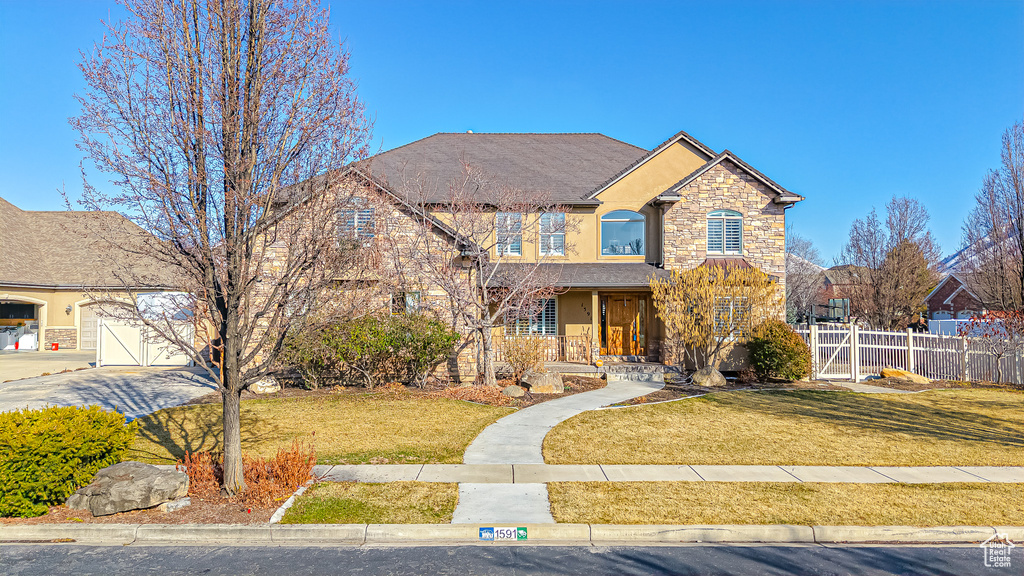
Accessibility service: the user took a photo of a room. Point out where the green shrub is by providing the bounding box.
[747,319,812,381]
[0,405,137,517]
[280,313,459,389]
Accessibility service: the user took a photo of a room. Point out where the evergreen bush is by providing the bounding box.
[747,319,812,381]
[0,405,137,517]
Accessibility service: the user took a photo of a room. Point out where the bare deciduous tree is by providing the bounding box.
[378,163,574,387]
[72,0,370,495]
[960,120,1024,310]
[785,227,824,322]
[837,197,940,329]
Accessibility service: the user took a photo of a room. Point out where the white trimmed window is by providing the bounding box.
[496,212,522,256]
[601,210,645,255]
[391,292,421,315]
[539,212,566,256]
[338,208,375,241]
[508,298,557,336]
[707,210,742,255]
[714,296,750,337]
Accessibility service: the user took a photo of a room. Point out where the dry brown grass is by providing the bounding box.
[549,482,1024,525]
[545,389,1024,466]
[128,391,513,465]
[281,482,457,524]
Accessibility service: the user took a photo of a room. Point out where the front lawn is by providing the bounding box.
[127,389,513,464]
[281,482,457,524]
[544,389,1024,466]
[549,482,1024,525]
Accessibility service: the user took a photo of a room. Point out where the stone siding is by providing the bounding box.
[662,159,787,321]
[45,328,77,350]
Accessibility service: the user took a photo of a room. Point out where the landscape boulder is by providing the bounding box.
[65,462,189,517]
[501,385,525,398]
[880,367,930,384]
[521,370,564,394]
[250,376,281,394]
[691,366,727,387]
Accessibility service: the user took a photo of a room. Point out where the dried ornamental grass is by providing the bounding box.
[176,439,315,507]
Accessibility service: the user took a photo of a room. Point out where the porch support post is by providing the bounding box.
[591,291,600,365]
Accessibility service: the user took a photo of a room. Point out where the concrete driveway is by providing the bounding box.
[0,366,217,419]
[0,350,96,382]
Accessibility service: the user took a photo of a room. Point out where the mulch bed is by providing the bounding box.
[0,496,278,526]
[183,375,608,409]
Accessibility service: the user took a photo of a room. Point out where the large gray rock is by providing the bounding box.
[501,385,525,398]
[66,462,189,516]
[250,376,281,394]
[691,366,727,387]
[521,370,564,394]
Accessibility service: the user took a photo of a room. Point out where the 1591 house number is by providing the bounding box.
[479,527,527,541]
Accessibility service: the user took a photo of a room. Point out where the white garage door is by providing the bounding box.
[80,305,98,350]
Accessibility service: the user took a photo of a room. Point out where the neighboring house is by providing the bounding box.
[924,274,983,320]
[0,197,173,351]
[813,265,860,322]
[278,130,803,373]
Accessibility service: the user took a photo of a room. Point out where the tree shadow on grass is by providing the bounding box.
[719,390,1024,447]
[128,403,283,463]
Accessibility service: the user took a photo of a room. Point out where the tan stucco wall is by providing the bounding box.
[558,291,594,338]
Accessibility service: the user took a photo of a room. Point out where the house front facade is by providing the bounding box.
[332,129,803,371]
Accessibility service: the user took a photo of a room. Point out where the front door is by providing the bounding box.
[604,295,646,356]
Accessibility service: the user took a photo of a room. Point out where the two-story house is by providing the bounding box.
[329,129,803,372]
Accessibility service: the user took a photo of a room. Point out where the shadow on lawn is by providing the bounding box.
[719,390,1024,447]
[129,403,283,462]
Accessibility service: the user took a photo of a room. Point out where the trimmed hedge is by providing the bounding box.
[747,319,812,381]
[0,405,137,517]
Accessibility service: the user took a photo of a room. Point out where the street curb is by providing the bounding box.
[1,524,1019,545]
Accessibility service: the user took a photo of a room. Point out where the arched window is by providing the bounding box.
[601,210,645,256]
[707,210,742,255]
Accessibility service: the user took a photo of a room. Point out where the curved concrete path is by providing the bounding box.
[453,372,664,524]
[463,372,665,465]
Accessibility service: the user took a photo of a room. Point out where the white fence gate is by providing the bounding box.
[97,318,193,367]
[794,323,1023,384]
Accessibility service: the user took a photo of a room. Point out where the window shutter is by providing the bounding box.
[707,219,724,253]
[725,219,741,253]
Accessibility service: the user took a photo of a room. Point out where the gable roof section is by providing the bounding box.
[659,150,804,205]
[0,197,176,289]
[584,129,716,200]
[356,133,647,205]
[924,273,982,306]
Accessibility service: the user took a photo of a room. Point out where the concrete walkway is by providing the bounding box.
[315,464,1024,484]
[835,381,914,393]
[463,372,665,465]
[439,372,662,523]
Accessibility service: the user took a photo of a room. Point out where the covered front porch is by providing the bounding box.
[493,263,669,366]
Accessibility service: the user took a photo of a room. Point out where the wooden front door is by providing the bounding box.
[605,295,643,355]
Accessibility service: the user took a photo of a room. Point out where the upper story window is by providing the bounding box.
[338,206,375,241]
[601,210,645,256]
[539,212,566,256]
[496,212,522,256]
[707,210,742,255]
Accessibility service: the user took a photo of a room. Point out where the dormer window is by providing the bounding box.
[601,210,645,256]
[707,210,742,255]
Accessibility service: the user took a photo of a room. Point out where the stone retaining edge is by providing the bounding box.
[0,524,1018,544]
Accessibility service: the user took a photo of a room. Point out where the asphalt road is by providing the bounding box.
[0,544,1016,575]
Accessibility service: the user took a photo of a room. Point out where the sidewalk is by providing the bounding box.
[454,371,665,523]
[316,464,1024,484]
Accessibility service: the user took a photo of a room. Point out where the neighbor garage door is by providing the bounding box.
[80,305,98,350]
[97,318,192,367]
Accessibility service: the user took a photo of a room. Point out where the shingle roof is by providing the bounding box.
[355,133,647,204]
[0,197,176,289]
[488,262,670,288]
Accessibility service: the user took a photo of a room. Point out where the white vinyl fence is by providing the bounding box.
[97,318,193,367]
[794,323,1023,384]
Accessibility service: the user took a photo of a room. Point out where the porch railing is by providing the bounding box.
[493,334,593,365]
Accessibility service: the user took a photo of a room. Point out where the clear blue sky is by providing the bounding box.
[1,0,1021,260]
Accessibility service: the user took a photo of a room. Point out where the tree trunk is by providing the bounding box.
[481,326,497,386]
[221,386,246,496]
